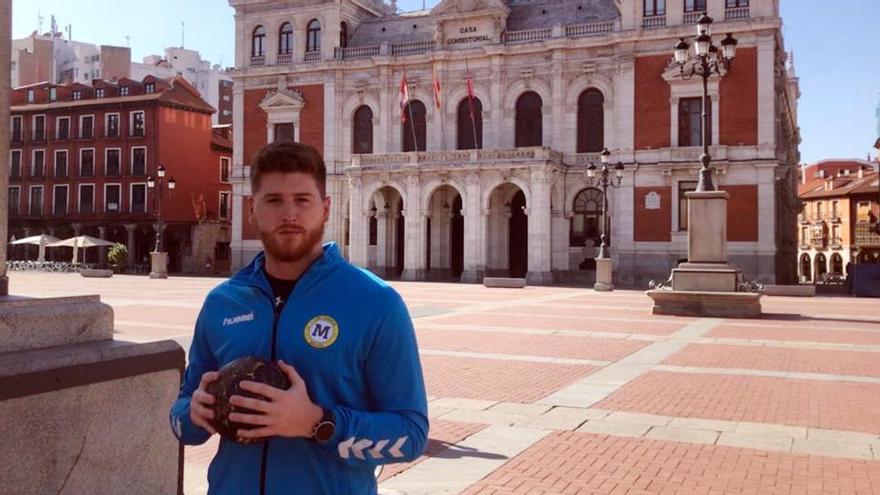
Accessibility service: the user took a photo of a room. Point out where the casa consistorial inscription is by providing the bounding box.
[447,25,491,45]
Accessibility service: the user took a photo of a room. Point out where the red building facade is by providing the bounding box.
[7,76,232,274]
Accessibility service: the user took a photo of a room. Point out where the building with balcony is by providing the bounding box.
[7,76,233,274]
[797,160,880,282]
[228,0,800,286]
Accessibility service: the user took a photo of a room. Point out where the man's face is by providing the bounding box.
[251,172,330,263]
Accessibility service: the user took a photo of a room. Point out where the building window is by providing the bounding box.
[29,186,43,216]
[340,22,348,48]
[8,186,20,215]
[106,149,121,176]
[515,92,542,147]
[96,88,104,98]
[131,111,145,136]
[800,226,808,245]
[252,25,266,57]
[401,100,426,152]
[832,224,840,244]
[457,97,483,150]
[831,200,839,219]
[570,188,604,246]
[105,184,121,212]
[106,113,120,137]
[145,83,155,94]
[131,184,147,213]
[131,147,146,176]
[273,123,295,143]
[79,115,94,139]
[279,22,293,54]
[79,184,95,213]
[684,0,706,12]
[32,150,45,178]
[10,150,21,179]
[72,90,82,100]
[219,191,231,220]
[306,19,321,53]
[220,157,231,182]
[33,115,45,140]
[120,86,129,96]
[678,180,698,230]
[816,201,823,219]
[726,0,748,7]
[53,185,68,215]
[644,0,666,16]
[576,89,604,153]
[27,89,34,102]
[80,149,95,177]
[11,116,22,141]
[57,116,70,140]
[353,105,374,154]
[54,150,68,178]
[678,97,711,147]
[49,87,57,101]
[856,201,872,223]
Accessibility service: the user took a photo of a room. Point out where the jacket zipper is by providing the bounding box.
[260,295,286,495]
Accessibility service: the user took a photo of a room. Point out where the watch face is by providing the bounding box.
[316,421,334,442]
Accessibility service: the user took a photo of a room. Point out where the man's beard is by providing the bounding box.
[260,222,325,263]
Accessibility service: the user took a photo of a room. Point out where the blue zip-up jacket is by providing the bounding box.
[169,242,429,494]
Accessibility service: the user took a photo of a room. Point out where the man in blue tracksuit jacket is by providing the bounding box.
[170,142,428,494]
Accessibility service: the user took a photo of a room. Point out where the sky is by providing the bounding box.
[11,0,880,164]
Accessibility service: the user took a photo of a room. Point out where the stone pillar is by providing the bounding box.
[460,173,484,283]
[124,224,137,266]
[550,51,564,151]
[526,170,553,285]
[98,226,108,268]
[0,0,10,295]
[375,211,388,274]
[401,175,426,281]
[348,178,368,267]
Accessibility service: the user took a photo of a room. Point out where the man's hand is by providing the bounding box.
[190,371,220,434]
[230,360,323,440]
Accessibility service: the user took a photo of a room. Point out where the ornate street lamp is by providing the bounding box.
[147,164,176,278]
[673,15,737,191]
[586,148,624,260]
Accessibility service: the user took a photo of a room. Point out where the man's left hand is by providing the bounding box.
[229,360,323,440]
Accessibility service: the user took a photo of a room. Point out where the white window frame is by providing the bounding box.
[52,184,69,215]
[27,89,34,103]
[120,86,129,96]
[220,157,231,183]
[8,185,21,214]
[31,114,46,140]
[54,150,68,177]
[105,112,120,137]
[130,110,146,137]
[72,90,82,101]
[104,147,122,176]
[56,116,71,140]
[31,148,45,177]
[129,182,147,213]
[130,146,147,175]
[29,185,44,216]
[78,183,96,213]
[104,183,122,213]
[95,88,104,98]
[79,114,95,139]
[145,82,155,94]
[10,149,21,178]
[49,87,57,101]
[219,191,231,220]
[79,147,96,177]
[11,115,22,139]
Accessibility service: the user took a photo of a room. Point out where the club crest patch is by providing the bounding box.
[304,315,339,349]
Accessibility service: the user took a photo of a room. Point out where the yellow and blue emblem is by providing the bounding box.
[304,315,339,349]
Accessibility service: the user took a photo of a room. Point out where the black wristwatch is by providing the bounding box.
[312,407,335,443]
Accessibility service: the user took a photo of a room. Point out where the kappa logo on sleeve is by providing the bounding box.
[304,315,339,349]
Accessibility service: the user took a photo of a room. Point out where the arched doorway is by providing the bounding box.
[799,253,811,282]
[425,185,464,281]
[486,183,527,278]
[815,253,827,282]
[570,188,604,270]
[368,186,405,278]
[830,253,844,276]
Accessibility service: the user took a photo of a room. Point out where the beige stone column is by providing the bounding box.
[0,0,11,295]
[124,224,137,266]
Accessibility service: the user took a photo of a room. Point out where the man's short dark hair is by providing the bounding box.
[251,142,326,196]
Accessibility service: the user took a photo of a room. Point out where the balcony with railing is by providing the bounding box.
[350,147,564,170]
[855,224,880,247]
[250,55,266,66]
[642,15,667,29]
[277,53,293,64]
[502,27,552,44]
[565,21,615,38]
[725,6,750,20]
[336,45,381,60]
[304,51,321,62]
[391,41,435,56]
[683,11,703,24]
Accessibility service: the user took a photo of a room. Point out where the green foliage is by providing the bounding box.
[107,243,128,266]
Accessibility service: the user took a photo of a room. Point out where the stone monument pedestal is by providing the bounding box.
[149,251,169,279]
[647,190,762,318]
[594,258,614,292]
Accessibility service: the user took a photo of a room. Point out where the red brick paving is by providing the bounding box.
[426,313,685,336]
[710,325,880,346]
[665,344,880,378]
[462,431,880,495]
[421,355,599,403]
[377,419,487,483]
[416,328,649,361]
[595,371,880,434]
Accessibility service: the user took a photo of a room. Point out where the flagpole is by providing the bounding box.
[407,97,418,151]
[466,59,479,149]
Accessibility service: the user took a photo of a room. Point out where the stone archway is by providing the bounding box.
[425,185,464,281]
[486,183,527,278]
[368,186,405,278]
[815,253,827,282]
[799,253,811,282]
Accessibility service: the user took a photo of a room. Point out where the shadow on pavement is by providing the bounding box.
[425,439,508,460]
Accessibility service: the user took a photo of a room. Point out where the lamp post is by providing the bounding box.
[147,164,176,279]
[586,148,625,291]
[673,15,737,191]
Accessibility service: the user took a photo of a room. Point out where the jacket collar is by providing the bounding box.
[230,242,344,296]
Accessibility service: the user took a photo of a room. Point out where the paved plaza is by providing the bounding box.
[10,272,880,494]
